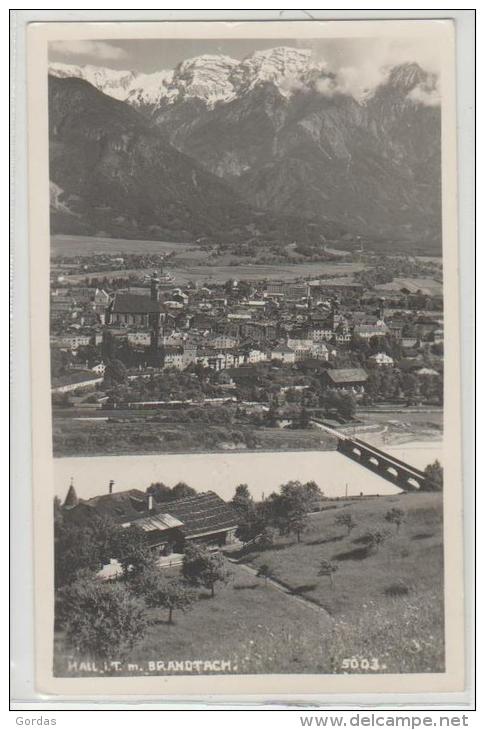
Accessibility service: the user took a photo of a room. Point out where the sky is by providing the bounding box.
[49,36,442,79]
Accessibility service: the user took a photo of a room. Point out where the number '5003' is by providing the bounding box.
[341,657,385,671]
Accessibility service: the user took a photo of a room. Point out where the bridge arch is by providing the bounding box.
[352,447,362,458]
[387,466,399,479]
[369,456,379,467]
[407,478,421,490]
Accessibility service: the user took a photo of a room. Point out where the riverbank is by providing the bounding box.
[52,405,442,458]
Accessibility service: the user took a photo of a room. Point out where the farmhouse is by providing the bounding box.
[63,486,239,555]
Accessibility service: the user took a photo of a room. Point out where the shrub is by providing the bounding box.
[256,564,275,585]
[385,508,406,533]
[384,581,410,597]
[318,559,338,587]
[364,528,391,553]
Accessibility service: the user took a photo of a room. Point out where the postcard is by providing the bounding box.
[25,18,464,698]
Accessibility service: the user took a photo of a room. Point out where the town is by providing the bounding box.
[50,244,444,457]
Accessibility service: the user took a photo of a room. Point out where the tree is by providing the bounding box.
[288,513,307,543]
[267,481,315,540]
[171,482,197,500]
[299,407,311,428]
[256,563,275,585]
[182,544,228,597]
[335,511,357,536]
[137,569,196,624]
[54,513,119,589]
[318,559,338,587]
[423,460,443,492]
[104,358,128,386]
[385,507,406,533]
[58,577,149,660]
[231,484,253,512]
[147,482,173,503]
[231,485,262,542]
[337,391,357,419]
[110,525,157,580]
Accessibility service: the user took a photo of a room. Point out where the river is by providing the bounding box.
[54,441,442,503]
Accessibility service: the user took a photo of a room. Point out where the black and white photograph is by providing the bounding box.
[23,18,466,695]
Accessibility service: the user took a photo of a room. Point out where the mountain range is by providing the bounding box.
[49,47,442,251]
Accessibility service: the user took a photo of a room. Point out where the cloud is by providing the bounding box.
[334,64,391,100]
[314,76,340,97]
[299,37,442,101]
[50,40,127,61]
[407,80,441,107]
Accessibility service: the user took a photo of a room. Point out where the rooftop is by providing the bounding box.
[111,293,163,314]
[166,491,239,539]
[325,368,368,384]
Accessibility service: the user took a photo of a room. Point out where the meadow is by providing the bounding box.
[54,492,444,676]
[52,414,335,457]
[238,491,444,674]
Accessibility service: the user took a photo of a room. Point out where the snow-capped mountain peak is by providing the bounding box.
[168,54,240,106]
[49,51,440,112]
[49,62,136,101]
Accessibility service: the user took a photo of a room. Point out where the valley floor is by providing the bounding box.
[52,405,442,457]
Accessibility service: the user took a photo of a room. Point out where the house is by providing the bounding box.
[127,331,152,346]
[287,337,313,360]
[353,323,388,340]
[322,368,368,392]
[368,352,394,367]
[163,346,185,370]
[91,361,106,375]
[310,342,330,361]
[244,348,268,365]
[63,486,239,555]
[50,334,92,351]
[207,335,238,351]
[271,345,296,364]
[416,367,440,377]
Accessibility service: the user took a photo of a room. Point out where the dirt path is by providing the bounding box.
[228,559,333,621]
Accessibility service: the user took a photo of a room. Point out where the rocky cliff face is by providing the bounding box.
[49,49,442,248]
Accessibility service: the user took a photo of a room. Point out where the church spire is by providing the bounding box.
[63,478,78,509]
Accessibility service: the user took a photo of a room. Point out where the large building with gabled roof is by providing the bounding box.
[63,485,239,555]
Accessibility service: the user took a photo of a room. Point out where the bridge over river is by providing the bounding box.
[310,420,426,491]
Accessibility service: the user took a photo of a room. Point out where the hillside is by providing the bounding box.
[48,74,344,245]
[49,49,442,250]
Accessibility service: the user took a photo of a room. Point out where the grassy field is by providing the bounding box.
[375,277,443,296]
[239,492,444,674]
[54,562,334,677]
[51,234,194,257]
[54,492,444,676]
[52,415,335,457]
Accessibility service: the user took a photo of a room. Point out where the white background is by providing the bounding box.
[7,2,478,724]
